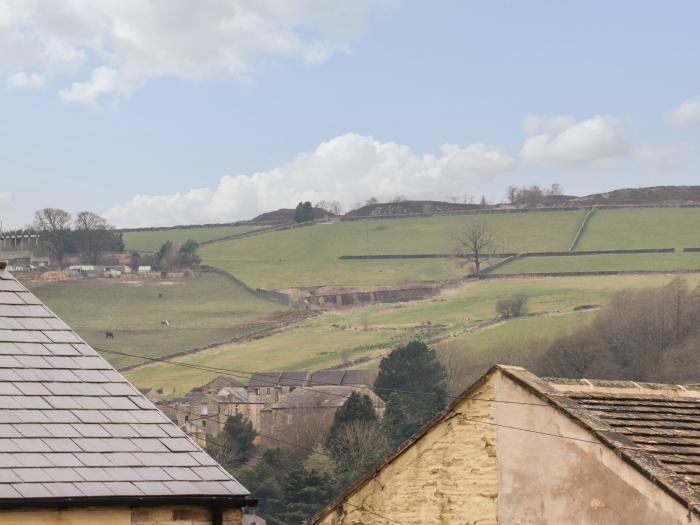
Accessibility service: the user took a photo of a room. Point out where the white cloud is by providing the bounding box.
[669,96,700,126]
[636,144,686,175]
[520,115,628,165]
[6,71,45,90]
[104,133,515,227]
[0,192,12,209]
[0,0,395,107]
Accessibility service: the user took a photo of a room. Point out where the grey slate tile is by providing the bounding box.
[12,483,53,498]
[45,453,83,467]
[0,484,21,497]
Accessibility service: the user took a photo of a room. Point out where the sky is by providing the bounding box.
[1,0,700,228]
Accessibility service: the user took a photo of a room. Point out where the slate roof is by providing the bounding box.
[248,369,372,389]
[248,371,309,387]
[309,369,373,387]
[271,386,384,410]
[0,263,249,504]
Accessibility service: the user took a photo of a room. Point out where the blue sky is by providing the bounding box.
[1,0,699,227]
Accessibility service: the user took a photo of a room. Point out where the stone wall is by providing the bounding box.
[312,380,498,525]
[0,506,243,525]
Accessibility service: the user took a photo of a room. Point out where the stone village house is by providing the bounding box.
[309,365,700,524]
[259,385,385,450]
[0,259,253,525]
[161,370,376,448]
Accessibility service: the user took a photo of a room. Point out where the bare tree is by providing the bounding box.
[454,220,495,276]
[330,420,389,474]
[33,208,72,268]
[75,211,110,265]
[438,344,477,398]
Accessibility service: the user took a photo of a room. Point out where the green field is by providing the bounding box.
[577,208,700,250]
[491,252,700,274]
[26,274,286,369]
[200,211,585,288]
[122,224,258,252]
[124,273,699,395]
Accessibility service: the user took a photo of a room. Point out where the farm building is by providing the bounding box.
[0,259,253,524]
[309,365,700,525]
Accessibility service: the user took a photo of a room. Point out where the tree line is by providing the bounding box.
[31,208,124,268]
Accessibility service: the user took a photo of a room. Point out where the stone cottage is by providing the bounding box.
[260,385,384,450]
[309,365,700,524]
[0,259,253,525]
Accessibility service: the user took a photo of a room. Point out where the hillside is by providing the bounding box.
[568,185,700,206]
[199,209,586,288]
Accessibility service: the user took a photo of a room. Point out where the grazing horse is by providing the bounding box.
[158,293,164,298]
[105,331,114,339]
[160,320,170,328]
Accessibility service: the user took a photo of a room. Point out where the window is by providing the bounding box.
[266,387,271,394]
[200,404,208,416]
[223,407,229,416]
[202,420,207,429]
[235,405,240,415]
[287,413,293,425]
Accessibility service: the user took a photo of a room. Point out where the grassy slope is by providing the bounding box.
[491,252,700,274]
[577,208,700,250]
[123,225,257,252]
[200,210,585,288]
[26,274,285,369]
[125,273,699,395]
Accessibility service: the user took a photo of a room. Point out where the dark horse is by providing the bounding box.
[105,331,114,339]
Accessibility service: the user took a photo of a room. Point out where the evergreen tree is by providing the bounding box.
[301,201,314,221]
[276,467,336,525]
[210,414,257,470]
[179,239,201,267]
[293,202,304,222]
[374,340,447,444]
[382,391,416,446]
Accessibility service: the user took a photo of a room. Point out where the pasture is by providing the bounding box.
[122,224,257,252]
[491,252,700,274]
[200,210,585,288]
[26,273,286,369]
[124,273,698,395]
[576,207,700,250]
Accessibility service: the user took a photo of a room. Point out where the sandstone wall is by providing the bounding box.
[313,381,498,525]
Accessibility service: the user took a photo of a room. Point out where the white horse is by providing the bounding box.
[160,320,170,327]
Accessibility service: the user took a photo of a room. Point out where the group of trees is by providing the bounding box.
[128,239,201,273]
[216,340,447,525]
[506,184,563,206]
[537,278,700,383]
[294,202,315,223]
[32,208,124,267]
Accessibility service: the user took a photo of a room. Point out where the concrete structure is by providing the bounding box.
[0,259,253,524]
[309,365,700,525]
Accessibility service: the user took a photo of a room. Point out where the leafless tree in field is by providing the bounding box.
[33,208,73,268]
[454,220,495,276]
